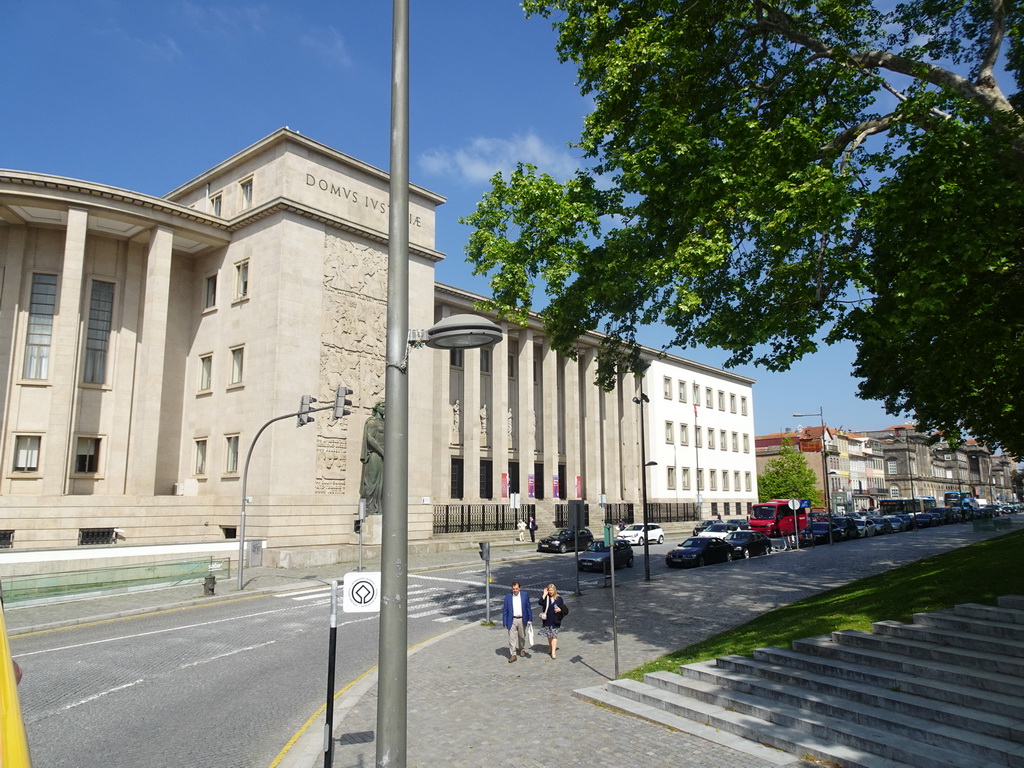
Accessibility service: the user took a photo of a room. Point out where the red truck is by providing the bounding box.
[748,499,810,537]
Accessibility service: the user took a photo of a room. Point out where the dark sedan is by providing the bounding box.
[869,516,893,534]
[832,517,859,539]
[724,530,773,559]
[798,522,846,546]
[577,540,634,571]
[537,528,594,554]
[665,536,734,568]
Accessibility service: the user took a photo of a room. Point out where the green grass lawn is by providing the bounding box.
[626,528,1024,681]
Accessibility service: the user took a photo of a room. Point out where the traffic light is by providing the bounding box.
[354,519,362,534]
[478,542,490,561]
[297,394,316,427]
[333,385,353,419]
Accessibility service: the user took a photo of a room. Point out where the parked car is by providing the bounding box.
[724,530,773,559]
[692,519,718,536]
[929,507,956,524]
[537,528,594,554]
[725,518,751,530]
[798,522,846,546]
[894,513,915,530]
[869,516,893,534]
[695,523,739,538]
[832,517,859,540]
[577,540,634,571]
[852,518,876,537]
[617,523,665,546]
[883,515,905,532]
[665,536,734,568]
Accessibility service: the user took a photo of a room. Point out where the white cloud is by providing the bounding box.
[299,26,352,69]
[419,132,579,184]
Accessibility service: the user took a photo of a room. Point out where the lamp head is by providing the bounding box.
[424,314,503,350]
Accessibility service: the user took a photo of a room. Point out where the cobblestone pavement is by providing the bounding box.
[5,517,1020,768]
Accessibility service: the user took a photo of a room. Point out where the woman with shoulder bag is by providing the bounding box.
[538,583,568,659]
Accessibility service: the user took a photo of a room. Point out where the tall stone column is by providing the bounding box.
[491,325,510,501]
[48,208,88,485]
[516,330,536,505]
[463,343,482,501]
[541,339,560,503]
[127,226,173,495]
[563,353,582,500]
[581,348,603,499]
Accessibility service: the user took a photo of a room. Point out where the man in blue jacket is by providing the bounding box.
[502,581,533,663]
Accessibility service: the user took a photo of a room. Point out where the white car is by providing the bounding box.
[616,523,665,545]
[695,523,740,538]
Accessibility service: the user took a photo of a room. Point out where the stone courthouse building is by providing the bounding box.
[0,129,757,567]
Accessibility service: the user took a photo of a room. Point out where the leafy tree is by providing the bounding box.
[757,440,823,504]
[461,0,1024,453]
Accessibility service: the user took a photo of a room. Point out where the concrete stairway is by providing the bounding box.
[575,596,1024,768]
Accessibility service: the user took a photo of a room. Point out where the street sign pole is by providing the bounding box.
[324,579,340,768]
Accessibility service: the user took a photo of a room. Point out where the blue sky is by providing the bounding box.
[1,0,902,436]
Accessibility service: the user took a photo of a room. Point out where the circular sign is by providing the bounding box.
[788,498,801,510]
[349,578,378,607]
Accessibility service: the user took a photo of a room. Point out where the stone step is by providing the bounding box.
[576,678,914,768]
[722,650,1024,725]
[871,618,1024,659]
[786,636,1024,698]
[999,595,1024,611]
[912,608,1024,643]
[609,674,992,768]
[678,659,1024,757]
[831,628,1024,677]
[954,602,1024,626]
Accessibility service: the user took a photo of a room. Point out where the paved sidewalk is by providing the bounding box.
[5,518,1021,768]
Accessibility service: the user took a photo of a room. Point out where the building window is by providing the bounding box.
[720,429,727,450]
[0,531,13,549]
[731,431,739,451]
[680,423,689,445]
[480,349,491,374]
[743,434,750,453]
[204,274,217,310]
[730,393,737,413]
[718,390,725,410]
[696,469,703,491]
[13,435,40,472]
[83,280,114,384]
[75,437,100,474]
[450,349,464,368]
[230,346,244,385]
[194,439,208,476]
[705,387,713,408]
[695,426,702,448]
[234,260,249,300]
[199,354,213,391]
[708,430,715,450]
[681,467,691,490]
[663,377,672,399]
[240,178,253,209]
[709,470,717,491]
[887,459,898,475]
[741,396,748,415]
[480,459,493,498]
[678,380,686,402]
[722,470,729,491]
[225,435,239,474]
[693,382,701,403]
[210,194,223,217]
[24,274,57,379]
[734,471,741,491]
[667,466,676,490]
[665,421,674,443]
[450,457,464,499]
[745,472,752,492]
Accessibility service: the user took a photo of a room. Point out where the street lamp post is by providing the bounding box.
[794,409,832,544]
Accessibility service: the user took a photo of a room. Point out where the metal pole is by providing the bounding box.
[484,557,491,625]
[376,1,410,764]
[820,412,832,545]
[633,386,651,581]
[324,580,339,768]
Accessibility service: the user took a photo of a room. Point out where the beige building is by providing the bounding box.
[0,129,757,567]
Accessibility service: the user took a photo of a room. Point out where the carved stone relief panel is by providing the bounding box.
[317,234,388,493]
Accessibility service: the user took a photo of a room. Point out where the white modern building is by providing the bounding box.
[0,129,758,569]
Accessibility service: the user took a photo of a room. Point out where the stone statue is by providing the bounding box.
[359,401,386,515]
[507,408,513,438]
[451,399,460,445]
[480,405,488,442]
